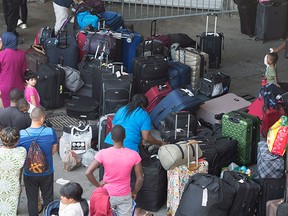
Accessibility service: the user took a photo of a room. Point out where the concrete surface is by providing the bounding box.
[0,1,287,215]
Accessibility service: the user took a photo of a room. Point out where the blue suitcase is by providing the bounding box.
[116,28,143,73]
[168,61,191,89]
[150,88,202,129]
[100,11,124,30]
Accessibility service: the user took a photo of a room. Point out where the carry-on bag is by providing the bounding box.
[150,88,202,129]
[25,45,48,73]
[199,13,224,69]
[100,11,124,30]
[167,61,191,90]
[199,71,230,97]
[145,82,172,113]
[175,173,235,216]
[136,39,166,58]
[197,93,251,126]
[35,63,65,109]
[255,1,288,42]
[57,65,84,92]
[222,171,260,216]
[148,19,171,49]
[34,26,55,47]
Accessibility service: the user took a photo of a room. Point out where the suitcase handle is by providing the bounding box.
[150,19,157,37]
[142,39,155,57]
[205,13,217,36]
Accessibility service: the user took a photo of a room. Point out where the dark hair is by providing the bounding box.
[111,125,125,142]
[17,98,29,111]
[30,107,45,121]
[60,182,89,216]
[268,53,278,65]
[124,94,148,118]
[0,127,20,147]
[24,71,37,81]
[9,88,24,103]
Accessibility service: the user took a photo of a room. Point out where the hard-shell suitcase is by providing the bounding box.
[236,0,258,37]
[222,171,260,216]
[132,43,168,94]
[66,96,99,120]
[145,82,172,114]
[35,63,65,109]
[199,13,224,69]
[196,93,251,126]
[175,173,236,216]
[175,47,209,90]
[168,61,191,90]
[255,1,288,42]
[167,159,208,216]
[25,46,48,73]
[199,71,231,97]
[221,111,256,165]
[149,88,202,129]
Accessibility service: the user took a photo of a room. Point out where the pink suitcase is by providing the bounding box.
[145,82,172,113]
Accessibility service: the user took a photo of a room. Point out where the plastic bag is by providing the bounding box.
[81,148,97,167]
[63,151,82,172]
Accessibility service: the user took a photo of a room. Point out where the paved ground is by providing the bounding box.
[0,1,288,215]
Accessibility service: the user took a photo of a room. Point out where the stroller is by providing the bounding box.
[43,200,60,216]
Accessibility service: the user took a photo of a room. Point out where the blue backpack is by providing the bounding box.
[77,11,99,30]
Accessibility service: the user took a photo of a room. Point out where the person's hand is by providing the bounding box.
[160,140,167,146]
[98,181,107,187]
[131,192,137,200]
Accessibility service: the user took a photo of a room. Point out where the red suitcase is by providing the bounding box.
[145,82,172,113]
[262,107,285,137]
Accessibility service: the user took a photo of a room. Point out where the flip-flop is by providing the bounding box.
[143,210,153,216]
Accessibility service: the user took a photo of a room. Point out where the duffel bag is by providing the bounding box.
[57,65,84,92]
[158,140,203,171]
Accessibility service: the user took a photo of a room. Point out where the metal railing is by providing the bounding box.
[106,0,238,21]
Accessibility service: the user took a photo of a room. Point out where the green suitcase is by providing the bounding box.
[222,111,259,165]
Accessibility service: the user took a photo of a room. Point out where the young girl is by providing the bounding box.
[24,71,40,107]
[59,182,89,216]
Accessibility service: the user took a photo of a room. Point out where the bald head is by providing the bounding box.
[30,107,45,122]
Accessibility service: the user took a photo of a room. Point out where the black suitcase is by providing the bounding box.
[132,41,169,94]
[199,13,224,69]
[66,96,99,120]
[136,39,165,57]
[45,32,79,69]
[175,173,235,216]
[35,63,65,109]
[222,171,260,216]
[255,1,288,42]
[236,0,258,37]
[101,64,133,115]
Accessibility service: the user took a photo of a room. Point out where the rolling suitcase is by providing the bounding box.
[196,93,251,126]
[149,88,202,129]
[222,171,260,216]
[132,41,168,94]
[221,111,258,165]
[167,61,191,90]
[255,1,288,42]
[145,82,172,114]
[199,13,224,69]
[98,113,115,151]
[66,96,99,120]
[35,63,65,109]
[25,45,48,72]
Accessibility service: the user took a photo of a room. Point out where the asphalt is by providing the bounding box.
[0,1,287,215]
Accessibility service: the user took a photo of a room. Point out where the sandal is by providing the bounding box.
[135,208,153,216]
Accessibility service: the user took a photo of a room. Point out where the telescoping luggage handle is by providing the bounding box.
[174,112,191,140]
[205,13,217,36]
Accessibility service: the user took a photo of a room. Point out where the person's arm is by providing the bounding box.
[273,41,286,53]
[141,130,166,146]
[30,95,37,106]
[131,163,144,200]
[52,143,58,155]
[86,159,103,187]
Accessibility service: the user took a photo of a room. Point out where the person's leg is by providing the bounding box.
[53,2,69,34]
[39,173,54,207]
[110,194,133,216]
[24,175,40,216]
[2,0,9,26]
[20,0,27,24]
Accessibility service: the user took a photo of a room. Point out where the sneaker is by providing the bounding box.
[19,23,27,29]
[17,19,23,26]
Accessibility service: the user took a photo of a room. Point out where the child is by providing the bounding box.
[264,53,280,87]
[24,71,40,107]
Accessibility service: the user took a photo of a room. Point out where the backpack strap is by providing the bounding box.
[25,127,46,142]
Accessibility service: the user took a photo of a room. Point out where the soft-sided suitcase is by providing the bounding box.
[34,26,55,47]
[199,13,224,69]
[199,71,231,97]
[100,11,124,30]
[221,111,257,165]
[175,47,209,90]
[132,43,168,94]
[236,0,258,37]
[145,82,172,113]
[66,96,99,120]
[168,61,191,90]
[175,173,235,216]
[149,88,202,129]
[222,171,260,216]
[25,45,48,73]
[196,93,251,126]
[255,1,288,42]
[136,39,166,58]
[35,63,65,109]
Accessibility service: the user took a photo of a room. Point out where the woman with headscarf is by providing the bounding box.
[0,32,27,108]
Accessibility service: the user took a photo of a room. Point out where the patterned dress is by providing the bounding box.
[0,147,26,216]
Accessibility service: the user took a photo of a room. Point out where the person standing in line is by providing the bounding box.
[0,127,26,216]
[17,0,28,29]
[17,107,58,216]
[2,0,21,36]
[0,32,27,108]
[53,0,73,34]
[86,125,144,216]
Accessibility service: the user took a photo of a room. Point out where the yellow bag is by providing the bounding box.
[267,118,282,152]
